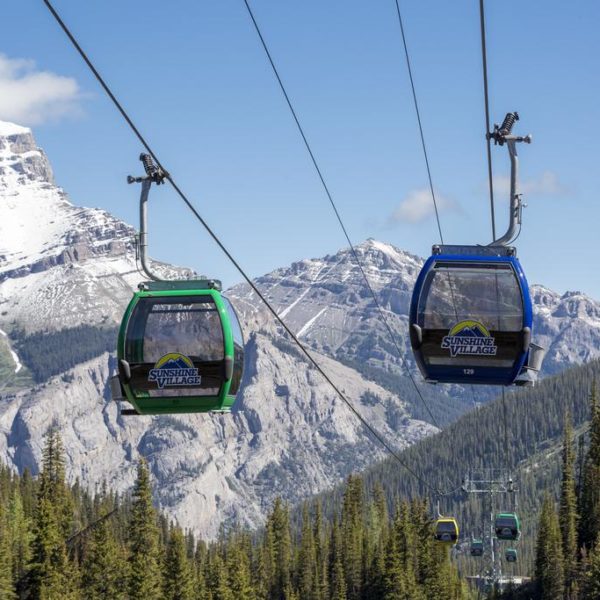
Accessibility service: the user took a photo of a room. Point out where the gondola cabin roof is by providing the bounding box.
[470,539,484,556]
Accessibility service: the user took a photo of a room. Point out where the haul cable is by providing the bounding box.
[42,0,452,498]
[241,0,441,429]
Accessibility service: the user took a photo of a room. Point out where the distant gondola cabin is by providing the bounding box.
[505,548,518,563]
[495,513,521,541]
[434,518,459,545]
[470,540,484,557]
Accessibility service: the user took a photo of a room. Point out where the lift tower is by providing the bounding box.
[462,468,519,593]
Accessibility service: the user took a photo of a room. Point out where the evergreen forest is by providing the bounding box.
[0,428,471,599]
[12,326,118,383]
[2,359,600,598]
[495,384,600,599]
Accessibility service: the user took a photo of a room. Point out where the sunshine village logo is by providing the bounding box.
[441,320,498,358]
[148,353,202,389]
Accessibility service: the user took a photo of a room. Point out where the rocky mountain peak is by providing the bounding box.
[0,122,136,303]
[1,120,600,541]
[0,120,54,186]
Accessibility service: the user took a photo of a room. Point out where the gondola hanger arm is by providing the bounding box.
[127,154,169,283]
[487,112,532,247]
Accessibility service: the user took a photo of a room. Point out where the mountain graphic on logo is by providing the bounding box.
[456,326,487,338]
[448,320,491,338]
[157,357,191,370]
[153,353,195,370]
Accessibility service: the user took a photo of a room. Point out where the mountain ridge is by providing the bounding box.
[1,120,600,539]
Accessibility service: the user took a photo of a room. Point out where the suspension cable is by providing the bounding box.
[42,0,449,497]
[393,0,444,244]
[479,0,511,473]
[241,0,441,429]
[391,0,480,414]
[66,508,119,546]
[479,0,496,240]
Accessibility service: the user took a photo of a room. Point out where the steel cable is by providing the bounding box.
[42,0,451,497]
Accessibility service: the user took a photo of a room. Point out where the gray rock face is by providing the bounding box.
[0,121,435,540]
[0,121,599,540]
[0,126,55,184]
[228,241,600,385]
[228,240,422,374]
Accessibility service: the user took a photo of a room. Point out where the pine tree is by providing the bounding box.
[164,525,195,600]
[297,503,316,599]
[37,426,73,538]
[410,500,442,597]
[535,495,565,599]
[81,512,128,600]
[128,459,162,600]
[8,488,32,585]
[330,516,347,600]
[30,427,80,600]
[0,507,16,600]
[256,518,275,600]
[193,541,209,600]
[559,411,578,594]
[581,543,600,599]
[227,539,255,600]
[364,486,388,600]
[265,497,291,600]
[205,552,233,600]
[341,475,364,600]
[313,502,328,600]
[332,556,347,600]
[383,521,408,600]
[579,384,600,549]
[19,467,36,519]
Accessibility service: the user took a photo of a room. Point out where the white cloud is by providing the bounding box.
[387,188,457,225]
[0,54,82,125]
[492,170,569,198]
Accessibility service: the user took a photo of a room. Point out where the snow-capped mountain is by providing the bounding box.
[1,121,599,539]
[0,122,435,538]
[228,240,600,383]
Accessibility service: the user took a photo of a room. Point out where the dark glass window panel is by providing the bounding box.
[125,296,225,397]
[496,516,518,529]
[126,297,224,363]
[417,262,524,369]
[418,263,523,332]
[436,521,458,533]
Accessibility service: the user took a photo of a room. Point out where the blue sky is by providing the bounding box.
[2,1,599,297]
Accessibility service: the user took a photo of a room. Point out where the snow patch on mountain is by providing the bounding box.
[1,120,600,541]
[0,328,21,372]
[0,121,29,137]
[0,121,436,539]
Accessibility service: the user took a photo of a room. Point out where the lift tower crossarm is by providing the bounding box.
[486,112,532,247]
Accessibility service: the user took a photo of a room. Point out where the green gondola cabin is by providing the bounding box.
[505,548,518,563]
[470,539,484,557]
[112,280,244,415]
[494,512,521,541]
